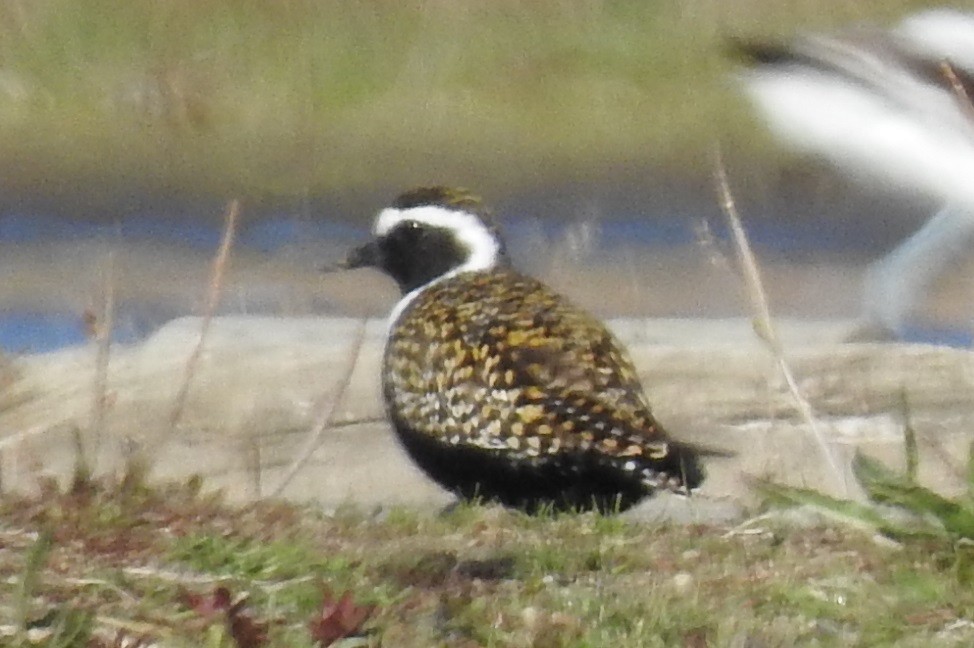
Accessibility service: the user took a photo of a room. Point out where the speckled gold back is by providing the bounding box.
[383,267,673,472]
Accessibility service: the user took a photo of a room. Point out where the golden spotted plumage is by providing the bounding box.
[346,186,704,512]
[384,267,687,495]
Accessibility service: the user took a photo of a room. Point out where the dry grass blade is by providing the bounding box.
[17,531,52,632]
[713,147,847,494]
[321,415,385,430]
[941,60,974,124]
[900,390,919,484]
[86,247,116,478]
[694,217,736,275]
[268,318,368,499]
[169,199,241,429]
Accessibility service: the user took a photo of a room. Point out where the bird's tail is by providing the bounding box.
[638,439,726,496]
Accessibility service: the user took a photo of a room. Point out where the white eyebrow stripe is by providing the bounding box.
[374,205,500,273]
[376,205,479,235]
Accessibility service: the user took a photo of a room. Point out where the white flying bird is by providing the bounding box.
[735,10,974,339]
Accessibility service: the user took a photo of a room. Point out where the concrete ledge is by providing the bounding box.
[1,315,971,521]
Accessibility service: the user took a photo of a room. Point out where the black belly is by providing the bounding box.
[392,421,652,513]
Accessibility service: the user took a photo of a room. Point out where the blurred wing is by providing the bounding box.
[735,10,974,208]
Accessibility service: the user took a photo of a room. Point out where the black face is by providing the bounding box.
[346,220,470,293]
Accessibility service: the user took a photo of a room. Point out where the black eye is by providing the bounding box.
[400,220,426,238]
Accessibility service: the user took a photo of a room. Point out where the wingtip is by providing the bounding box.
[726,36,795,66]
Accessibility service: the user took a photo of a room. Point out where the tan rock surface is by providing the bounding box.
[1,316,972,521]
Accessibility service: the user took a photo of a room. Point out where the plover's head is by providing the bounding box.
[345,186,509,294]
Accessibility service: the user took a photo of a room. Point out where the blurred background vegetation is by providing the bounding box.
[0,0,959,219]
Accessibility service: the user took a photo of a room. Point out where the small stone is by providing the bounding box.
[26,628,53,643]
[672,571,694,595]
[521,606,540,631]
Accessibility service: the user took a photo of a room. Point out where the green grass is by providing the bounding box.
[0,0,957,209]
[3,477,974,646]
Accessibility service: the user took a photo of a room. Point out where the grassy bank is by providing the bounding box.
[0,0,951,209]
[2,478,974,646]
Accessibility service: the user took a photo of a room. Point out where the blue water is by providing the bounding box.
[0,212,360,252]
[0,313,87,354]
[898,326,973,349]
[0,307,177,354]
[0,209,891,253]
[0,212,372,353]
[0,210,965,353]
[3,311,967,355]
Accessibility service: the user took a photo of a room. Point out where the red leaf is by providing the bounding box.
[308,588,375,647]
[181,586,232,621]
[227,607,269,648]
[182,586,269,648]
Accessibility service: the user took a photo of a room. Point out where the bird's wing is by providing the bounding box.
[732,10,974,335]
[735,10,974,209]
[454,270,674,446]
[384,269,702,488]
[466,271,649,403]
